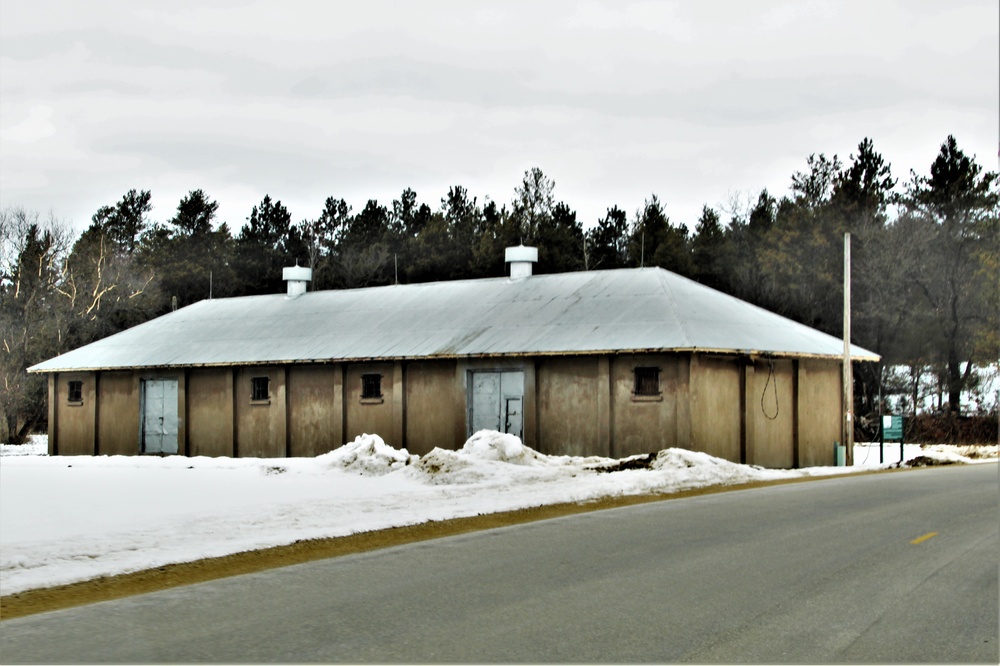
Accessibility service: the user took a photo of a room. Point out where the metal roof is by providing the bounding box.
[29,267,879,373]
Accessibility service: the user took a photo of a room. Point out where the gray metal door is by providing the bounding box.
[469,371,524,438]
[471,372,502,432]
[142,379,178,454]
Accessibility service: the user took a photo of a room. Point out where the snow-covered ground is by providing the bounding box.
[1,432,995,596]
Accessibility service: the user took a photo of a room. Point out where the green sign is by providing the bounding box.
[882,415,903,440]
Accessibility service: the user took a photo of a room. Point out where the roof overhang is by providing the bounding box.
[28,345,880,374]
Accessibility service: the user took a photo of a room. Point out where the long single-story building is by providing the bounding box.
[29,246,877,467]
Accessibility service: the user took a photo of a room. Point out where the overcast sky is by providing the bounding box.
[1,0,997,237]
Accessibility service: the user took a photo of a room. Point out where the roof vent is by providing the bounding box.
[283,265,312,298]
[505,245,538,279]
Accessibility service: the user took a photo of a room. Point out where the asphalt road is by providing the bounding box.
[2,464,997,664]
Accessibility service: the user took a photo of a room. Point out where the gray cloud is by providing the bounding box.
[1,0,996,234]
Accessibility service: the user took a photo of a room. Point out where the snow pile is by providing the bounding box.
[407,448,554,486]
[462,429,538,464]
[407,429,554,485]
[317,433,413,475]
[653,448,745,471]
[650,448,771,487]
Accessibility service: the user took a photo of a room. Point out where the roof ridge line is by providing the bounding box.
[656,270,695,348]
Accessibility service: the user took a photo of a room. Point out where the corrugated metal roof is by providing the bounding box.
[28,267,879,372]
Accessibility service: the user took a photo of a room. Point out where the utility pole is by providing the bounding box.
[843,232,854,465]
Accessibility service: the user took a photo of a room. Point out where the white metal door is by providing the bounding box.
[142,379,178,454]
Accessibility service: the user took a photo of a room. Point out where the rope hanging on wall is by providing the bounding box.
[761,355,780,421]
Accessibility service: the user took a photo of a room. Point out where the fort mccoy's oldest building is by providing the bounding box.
[30,247,877,468]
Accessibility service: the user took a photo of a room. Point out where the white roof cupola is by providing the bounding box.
[505,245,538,279]
[283,264,312,298]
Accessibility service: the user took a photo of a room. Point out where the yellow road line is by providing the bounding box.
[911,532,938,545]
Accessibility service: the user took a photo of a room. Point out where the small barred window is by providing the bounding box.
[361,373,383,400]
[634,367,660,396]
[251,376,270,402]
[67,380,83,403]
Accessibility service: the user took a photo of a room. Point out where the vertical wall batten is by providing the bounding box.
[181,370,190,457]
[48,373,58,456]
[92,373,100,456]
[231,367,238,458]
[284,366,291,458]
[792,360,800,469]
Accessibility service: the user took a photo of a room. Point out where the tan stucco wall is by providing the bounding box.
[97,372,139,455]
[748,358,795,468]
[536,357,601,457]
[611,354,690,458]
[42,351,847,469]
[797,359,842,466]
[689,355,742,462]
[187,368,234,457]
[345,363,396,447]
[53,372,96,455]
[405,360,463,455]
[288,364,342,457]
[235,366,287,458]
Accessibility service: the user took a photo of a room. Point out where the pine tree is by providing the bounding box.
[901,136,999,414]
[691,206,729,291]
[586,206,629,270]
[143,190,235,312]
[535,202,584,274]
[234,195,296,295]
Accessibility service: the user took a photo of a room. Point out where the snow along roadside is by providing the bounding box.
[1,432,994,596]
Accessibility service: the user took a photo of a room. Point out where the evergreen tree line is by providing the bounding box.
[2,135,997,444]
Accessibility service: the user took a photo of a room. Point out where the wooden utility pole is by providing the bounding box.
[843,232,854,465]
